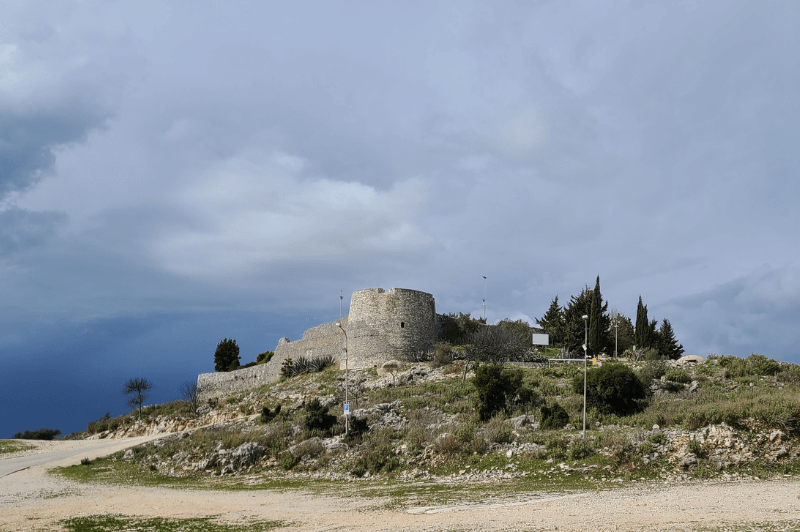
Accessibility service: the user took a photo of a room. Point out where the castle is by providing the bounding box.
[197,288,437,399]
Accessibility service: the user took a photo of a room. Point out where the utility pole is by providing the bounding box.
[582,314,588,439]
[482,276,487,322]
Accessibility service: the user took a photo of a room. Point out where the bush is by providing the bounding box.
[665,369,692,384]
[80,457,92,466]
[649,432,667,445]
[540,403,569,430]
[472,364,523,420]
[302,399,337,436]
[687,438,706,458]
[13,428,62,440]
[573,363,647,416]
[260,404,282,424]
[747,354,780,376]
[568,438,594,460]
[638,361,667,384]
[484,416,514,444]
[256,351,274,365]
[281,355,335,378]
[431,342,452,368]
[343,416,369,443]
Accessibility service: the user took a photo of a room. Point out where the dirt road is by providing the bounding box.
[2,439,799,531]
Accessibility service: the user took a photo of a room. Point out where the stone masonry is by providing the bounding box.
[197,287,437,401]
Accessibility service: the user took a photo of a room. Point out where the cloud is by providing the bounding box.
[663,263,800,361]
[0,207,66,256]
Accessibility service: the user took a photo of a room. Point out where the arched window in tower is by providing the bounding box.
[400,322,405,328]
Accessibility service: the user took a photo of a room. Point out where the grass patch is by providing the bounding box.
[0,439,35,454]
[60,514,284,531]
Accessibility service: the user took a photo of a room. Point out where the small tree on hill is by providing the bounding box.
[179,380,205,417]
[572,364,647,416]
[537,296,565,346]
[214,338,240,372]
[657,319,684,360]
[123,377,153,419]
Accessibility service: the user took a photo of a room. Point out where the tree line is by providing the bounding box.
[536,276,684,359]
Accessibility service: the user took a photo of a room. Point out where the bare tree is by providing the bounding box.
[179,380,205,417]
[462,325,529,381]
[123,377,153,419]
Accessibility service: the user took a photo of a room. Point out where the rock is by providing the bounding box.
[688,381,699,393]
[680,455,698,470]
[506,449,514,458]
[776,446,788,459]
[508,415,537,430]
[769,430,785,443]
[652,424,660,431]
[230,441,265,468]
[123,449,134,461]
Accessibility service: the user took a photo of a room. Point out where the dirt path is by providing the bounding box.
[2,440,800,531]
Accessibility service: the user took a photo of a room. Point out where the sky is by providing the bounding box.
[1,0,799,437]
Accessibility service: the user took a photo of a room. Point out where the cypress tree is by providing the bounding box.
[588,275,609,356]
[634,296,649,349]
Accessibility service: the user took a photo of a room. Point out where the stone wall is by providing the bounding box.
[197,361,283,401]
[274,316,348,368]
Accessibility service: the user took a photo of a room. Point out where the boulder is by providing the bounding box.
[229,441,265,468]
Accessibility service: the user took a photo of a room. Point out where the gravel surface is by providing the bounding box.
[2,440,800,531]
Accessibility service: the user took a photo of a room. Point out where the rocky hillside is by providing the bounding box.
[83,354,800,487]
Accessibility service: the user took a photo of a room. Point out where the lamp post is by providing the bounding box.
[614,321,618,359]
[482,276,487,322]
[582,314,588,439]
[336,322,349,435]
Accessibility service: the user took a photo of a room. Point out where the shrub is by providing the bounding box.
[352,436,399,475]
[687,438,705,458]
[665,369,692,384]
[279,452,299,470]
[80,457,92,466]
[472,364,522,420]
[484,416,514,444]
[568,438,594,460]
[638,361,667,384]
[431,342,452,368]
[13,428,62,440]
[302,399,336,436]
[256,351,274,365]
[573,363,647,416]
[747,354,780,376]
[281,355,335,378]
[545,435,568,459]
[260,404,282,424]
[343,416,369,443]
[540,403,569,430]
[434,433,462,455]
[649,432,667,445]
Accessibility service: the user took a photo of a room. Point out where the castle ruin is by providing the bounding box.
[197,288,436,399]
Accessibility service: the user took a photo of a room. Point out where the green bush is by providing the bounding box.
[568,438,594,460]
[302,399,337,436]
[747,354,780,376]
[573,363,647,416]
[540,402,569,430]
[256,351,274,364]
[214,338,240,372]
[279,452,299,470]
[687,438,705,458]
[638,361,667,384]
[13,428,61,440]
[260,404,281,424]
[472,364,522,420]
[665,369,692,384]
[648,432,667,445]
[281,355,335,378]
[343,416,369,443]
[545,435,568,459]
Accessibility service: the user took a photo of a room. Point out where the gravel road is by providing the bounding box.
[2,439,799,531]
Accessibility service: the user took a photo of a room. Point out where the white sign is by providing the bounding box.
[343,403,350,415]
[532,333,550,346]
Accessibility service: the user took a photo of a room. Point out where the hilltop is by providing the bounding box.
[59,352,800,505]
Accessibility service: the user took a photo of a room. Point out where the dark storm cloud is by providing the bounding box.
[0,98,112,199]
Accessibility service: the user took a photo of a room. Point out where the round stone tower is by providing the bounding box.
[346,288,436,369]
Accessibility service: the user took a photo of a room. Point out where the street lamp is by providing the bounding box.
[482,276,487,321]
[614,320,619,359]
[336,322,349,435]
[582,314,588,439]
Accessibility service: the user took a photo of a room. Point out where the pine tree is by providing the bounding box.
[536,296,565,346]
[657,319,684,360]
[563,287,592,354]
[588,275,610,356]
[214,338,240,372]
